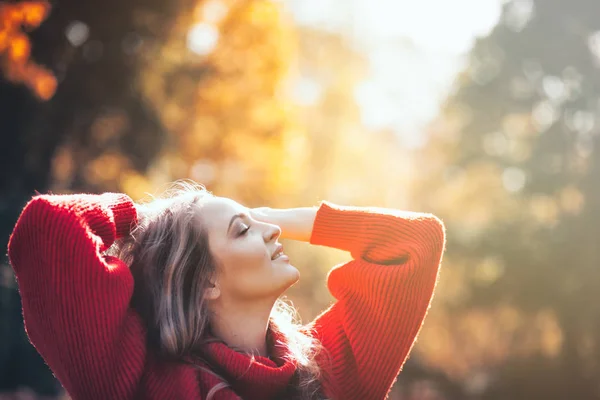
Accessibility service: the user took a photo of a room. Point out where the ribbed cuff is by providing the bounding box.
[309,201,367,253]
[99,193,137,239]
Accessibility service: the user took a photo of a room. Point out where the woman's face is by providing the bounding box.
[198,196,300,303]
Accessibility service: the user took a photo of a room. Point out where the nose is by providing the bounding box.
[264,223,281,243]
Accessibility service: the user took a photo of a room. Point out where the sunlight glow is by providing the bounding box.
[202,0,228,23]
[283,0,503,141]
[187,23,219,55]
[351,0,502,54]
[292,77,322,106]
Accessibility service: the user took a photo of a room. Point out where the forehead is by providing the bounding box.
[198,196,247,231]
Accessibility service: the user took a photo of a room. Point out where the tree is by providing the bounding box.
[1,0,172,393]
[412,0,600,398]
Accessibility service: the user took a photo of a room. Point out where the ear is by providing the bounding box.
[204,281,221,301]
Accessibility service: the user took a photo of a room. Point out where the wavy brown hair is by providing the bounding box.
[108,181,327,399]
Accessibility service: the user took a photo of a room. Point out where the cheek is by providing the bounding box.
[215,236,267,266]
[233,237,269,267]
[219,238,270,282]
[217,239,292,299]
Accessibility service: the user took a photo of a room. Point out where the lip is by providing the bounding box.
[271,244,284,260]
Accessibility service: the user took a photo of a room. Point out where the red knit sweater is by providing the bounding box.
[7,193,445,400]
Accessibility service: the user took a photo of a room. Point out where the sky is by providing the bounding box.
[282,0,504,148]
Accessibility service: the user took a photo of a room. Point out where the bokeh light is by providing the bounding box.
[187,23,219,55]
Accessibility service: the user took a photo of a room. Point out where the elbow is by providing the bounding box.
[8,196,57,271]
[420,214,446,266]
[360,213,446,267]
[399,214,445,269]
[8,197,41,265]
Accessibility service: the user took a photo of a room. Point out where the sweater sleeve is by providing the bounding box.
[306,202,445,400]
[7,193,148,400]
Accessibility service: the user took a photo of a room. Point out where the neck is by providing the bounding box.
[209,298,275,357]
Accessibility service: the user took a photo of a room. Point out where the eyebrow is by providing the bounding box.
[227,213,245,233]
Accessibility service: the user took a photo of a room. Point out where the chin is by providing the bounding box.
[273,271,300,298]
[284,265,300,287]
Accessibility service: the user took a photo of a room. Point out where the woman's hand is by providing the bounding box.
[250,206,318,242]
[249,207,275,224]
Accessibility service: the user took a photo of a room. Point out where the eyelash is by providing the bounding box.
[239,225,250,236]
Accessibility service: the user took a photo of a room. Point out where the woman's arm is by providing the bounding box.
[257,202,445,400]
[8,193,147,400]
[251,206,317,242]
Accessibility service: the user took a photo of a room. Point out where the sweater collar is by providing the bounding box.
[202,328,297,399]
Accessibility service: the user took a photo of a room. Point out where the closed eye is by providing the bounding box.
[238,224,250,237]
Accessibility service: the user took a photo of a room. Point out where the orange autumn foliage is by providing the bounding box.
[0,1,56,100]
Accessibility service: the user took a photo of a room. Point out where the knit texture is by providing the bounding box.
[7,194,445,400]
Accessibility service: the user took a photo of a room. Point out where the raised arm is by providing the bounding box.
[7,193,147,400]
[266,201,445,400]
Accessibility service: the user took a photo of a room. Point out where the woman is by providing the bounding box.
[7,181,445,400]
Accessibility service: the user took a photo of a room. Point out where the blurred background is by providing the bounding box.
[1,0,599,398]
